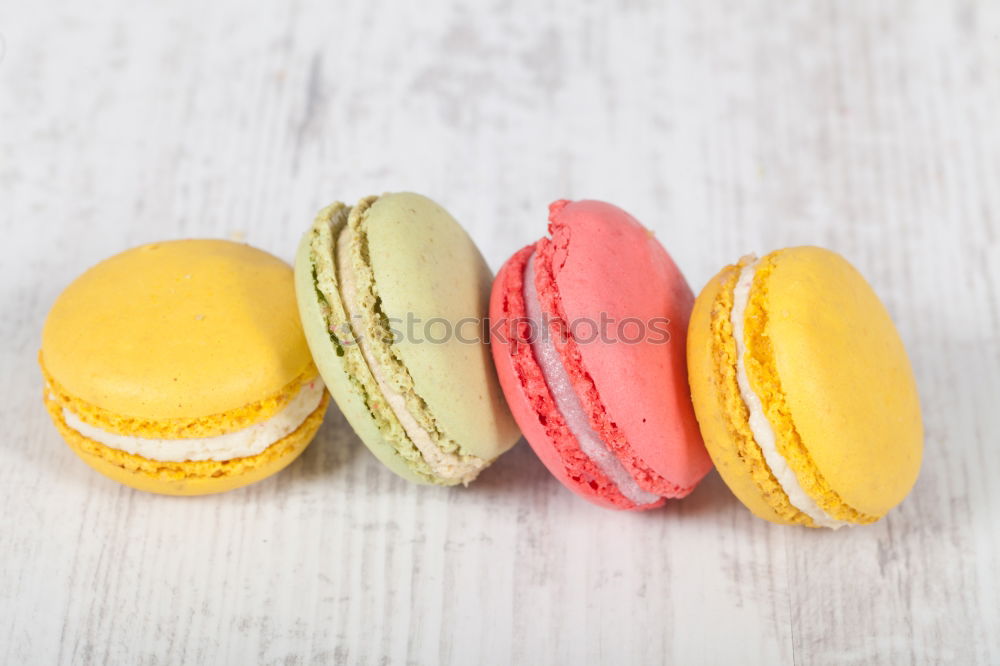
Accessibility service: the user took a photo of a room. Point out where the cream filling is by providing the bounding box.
[62,378,326,462]
[335,225,484,483]
[731,259,848,529]
[524,253,660,506]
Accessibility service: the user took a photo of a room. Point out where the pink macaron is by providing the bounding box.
[490,200,712,510]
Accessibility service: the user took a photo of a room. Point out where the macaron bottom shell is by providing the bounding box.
[687,261,816,526]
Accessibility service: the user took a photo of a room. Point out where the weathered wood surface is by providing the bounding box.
[1,1,998,663]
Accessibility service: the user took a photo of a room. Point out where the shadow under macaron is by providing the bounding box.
[459,439,552,498]
[466,439,744,521]
[660,470,743,520]
[281,400,366,483]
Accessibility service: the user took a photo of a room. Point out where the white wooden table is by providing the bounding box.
[2,1,999,663]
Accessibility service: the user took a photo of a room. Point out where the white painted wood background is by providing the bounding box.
[2,0,998,664]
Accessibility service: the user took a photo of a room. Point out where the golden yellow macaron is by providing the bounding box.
[687,246,922,528]
[40,240,329,495]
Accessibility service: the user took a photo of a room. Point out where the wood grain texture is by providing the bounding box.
[2,0,998,663]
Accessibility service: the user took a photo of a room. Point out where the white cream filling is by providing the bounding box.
[731,259,848,529]
[62,378,326,462]
[335,225,484,483]
[524,253,660,506]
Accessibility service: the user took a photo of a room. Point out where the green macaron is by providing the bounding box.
[294,192,521,485]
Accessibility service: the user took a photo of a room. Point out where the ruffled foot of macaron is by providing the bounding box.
[687,247,923,527]
[41,240,329,495]
[490,200,713,510]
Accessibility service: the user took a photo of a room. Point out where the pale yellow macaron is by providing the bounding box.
[687,247,922,527]
[40,240,329,495]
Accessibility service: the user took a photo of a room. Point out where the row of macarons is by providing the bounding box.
[40,193,923,528]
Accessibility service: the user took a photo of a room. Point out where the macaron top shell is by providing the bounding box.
[762,247,922,518]
[541,200,711,490]
[362,194,518,459]
[42,240,312,419]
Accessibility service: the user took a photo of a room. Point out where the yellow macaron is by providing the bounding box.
[687,246,922,528]
[40,239,329,495]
